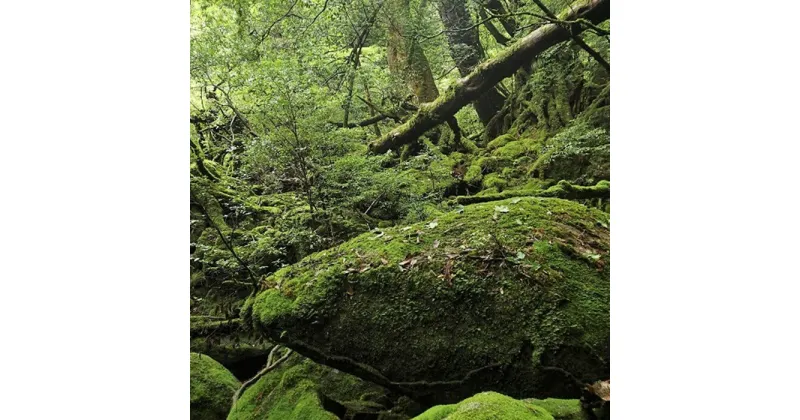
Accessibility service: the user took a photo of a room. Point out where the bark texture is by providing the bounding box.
[369,0,609,154]
[438,0,505,128]
[386,0,439,103]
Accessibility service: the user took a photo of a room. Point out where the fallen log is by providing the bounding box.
[368,0,609,154]
[451,180,609,205]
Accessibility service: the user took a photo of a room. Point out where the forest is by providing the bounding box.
[190,0,610,418]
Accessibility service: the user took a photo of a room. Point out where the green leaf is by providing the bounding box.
[494,205,509,213]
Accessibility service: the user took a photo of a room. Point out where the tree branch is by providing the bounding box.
[530,0,609,72]
[190,191,259,290]
[190,318,243,339]
[368,0,609,154]
[231,346,293,404]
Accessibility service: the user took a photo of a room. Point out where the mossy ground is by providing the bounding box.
[525,398,589,420]
[413,392,555,420]
[248,197,609,403]
[191,353,241,420]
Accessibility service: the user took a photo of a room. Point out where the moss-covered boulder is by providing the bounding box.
[414,392,555,419]
[228,353,409,420]
[246,197,609,404]
[191,353,241,420]
[524,398,590,420]
[529,119,609,185]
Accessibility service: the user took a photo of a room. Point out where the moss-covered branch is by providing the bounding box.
[368,0,609,154]
[530,0,609,72]
[190,318,243,339]
[329,114,393,128]
[452,180,609,205]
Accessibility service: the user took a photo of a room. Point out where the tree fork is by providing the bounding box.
[368,0,609,154]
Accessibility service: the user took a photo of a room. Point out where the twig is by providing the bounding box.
[190,191,259,290]
[231,346,293,404]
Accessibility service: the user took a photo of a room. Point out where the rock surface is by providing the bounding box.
[191,353,241,420]
[245,197,609,404]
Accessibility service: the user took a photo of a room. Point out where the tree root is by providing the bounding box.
[451,180,609,205]
[231,345,293,404]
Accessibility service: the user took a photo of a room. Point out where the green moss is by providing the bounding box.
[228,354,398,420]
[191,353,241,420]
[528,120,609,185]
[414,392,554,420]
[482,173,507,191]
[464,161,484,184]
[451,180,609,206]
[247,197,609,403]
[413,404,457,420]
[492,140,530,160]
[525,399,588,420]
[487,134,517,150]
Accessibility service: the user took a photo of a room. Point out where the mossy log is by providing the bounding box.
[244,197,609,405]
[452,181,609,205]
[368,0,609,154]
[190,318,243,339]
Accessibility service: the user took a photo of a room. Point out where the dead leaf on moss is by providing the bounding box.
[586,380,610,401]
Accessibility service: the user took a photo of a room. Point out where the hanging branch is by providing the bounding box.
[530,0,609,72]
[190,191,259,291]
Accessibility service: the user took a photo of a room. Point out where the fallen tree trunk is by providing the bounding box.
[368,0,609,154]
[451,180,609,205]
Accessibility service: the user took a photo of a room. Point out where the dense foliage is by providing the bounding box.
[190,0,610,418]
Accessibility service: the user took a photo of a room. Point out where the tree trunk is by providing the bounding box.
[369,0,609,154]
[386,0,439,103]
[483,0,517,37]
[438,0,505,128]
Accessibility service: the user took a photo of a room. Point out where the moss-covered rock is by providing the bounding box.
[246,197,609,404]
[486,134,517,150]
[414,392,555,420]
[529,120,609,185]
[191,353,241,420]
[482,173,507,191]
[228,353,408,420]
[525,398,589,420]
